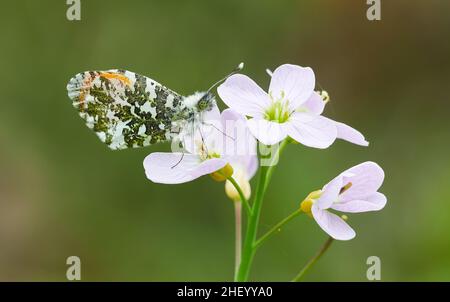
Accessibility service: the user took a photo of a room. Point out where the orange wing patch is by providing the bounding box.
[99,72,132,87]
[72,72,132,113]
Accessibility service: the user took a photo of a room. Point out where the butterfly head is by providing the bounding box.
[183,91,215,113]
[197,92,215,112]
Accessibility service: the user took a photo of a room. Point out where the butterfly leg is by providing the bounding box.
[170,151,185,169]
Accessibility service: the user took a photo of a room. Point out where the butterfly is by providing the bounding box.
[66,64,243,150]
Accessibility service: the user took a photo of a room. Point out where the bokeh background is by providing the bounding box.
[1,0,449,281]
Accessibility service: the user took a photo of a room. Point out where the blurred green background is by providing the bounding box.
[1,0,449,281]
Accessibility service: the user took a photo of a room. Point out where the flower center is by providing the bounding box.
[197,140,220,161]
[265,91,291,123]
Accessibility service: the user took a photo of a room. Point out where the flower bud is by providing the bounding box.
[300,199,313,216]
[300,190,322,217]
[225,168,251,202]
[210,163,234,182]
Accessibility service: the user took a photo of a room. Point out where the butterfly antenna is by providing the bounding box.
[205,62,244,94]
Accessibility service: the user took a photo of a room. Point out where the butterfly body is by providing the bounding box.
[67,69,215,150]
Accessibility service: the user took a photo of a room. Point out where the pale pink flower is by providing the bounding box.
[217,64,368,147]
[301,162,386,240]
[143,106,257,184]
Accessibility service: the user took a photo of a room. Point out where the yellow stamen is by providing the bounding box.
[339,182,353,194]
[318,90,330,103]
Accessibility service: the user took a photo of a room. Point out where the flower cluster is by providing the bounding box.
[143,63,387,280]
[217,64,368,147]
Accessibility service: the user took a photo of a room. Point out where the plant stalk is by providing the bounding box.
[233,201,242,281]
[236,140,289,281]
[292,236,334,282]
[254,209,302,249]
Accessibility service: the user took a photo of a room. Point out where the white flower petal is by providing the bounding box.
[217,74,270,117]
[143,153,226,184]
[286,114,337,149]
[331,192,387,213]
[247,118,288,145]
[221,109,256,157]
[301,91,325,115]
[244,155,258,180]
[269,64,315,111]
[316,176,343,210]
[312,204,356,241]
[339,161,385,202]
[220,108,258,179]
[334,121,369,146]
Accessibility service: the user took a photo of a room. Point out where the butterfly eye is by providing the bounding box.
[197,93,213,111]
[197,99,208,111]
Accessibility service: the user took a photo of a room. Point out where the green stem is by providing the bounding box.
[233,201,242,281]
[254,209,302,249]
[236,139,289,281]
[292,237,334,282]
[227,176,251,216]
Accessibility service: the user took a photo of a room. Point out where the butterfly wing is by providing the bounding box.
[67,69,185,150]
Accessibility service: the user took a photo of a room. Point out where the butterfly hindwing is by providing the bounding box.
[67,70,186,150]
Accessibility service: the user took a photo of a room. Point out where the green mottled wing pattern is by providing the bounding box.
[67,70,190,150]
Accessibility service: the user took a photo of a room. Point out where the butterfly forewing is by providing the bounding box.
[67,69,187,150]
